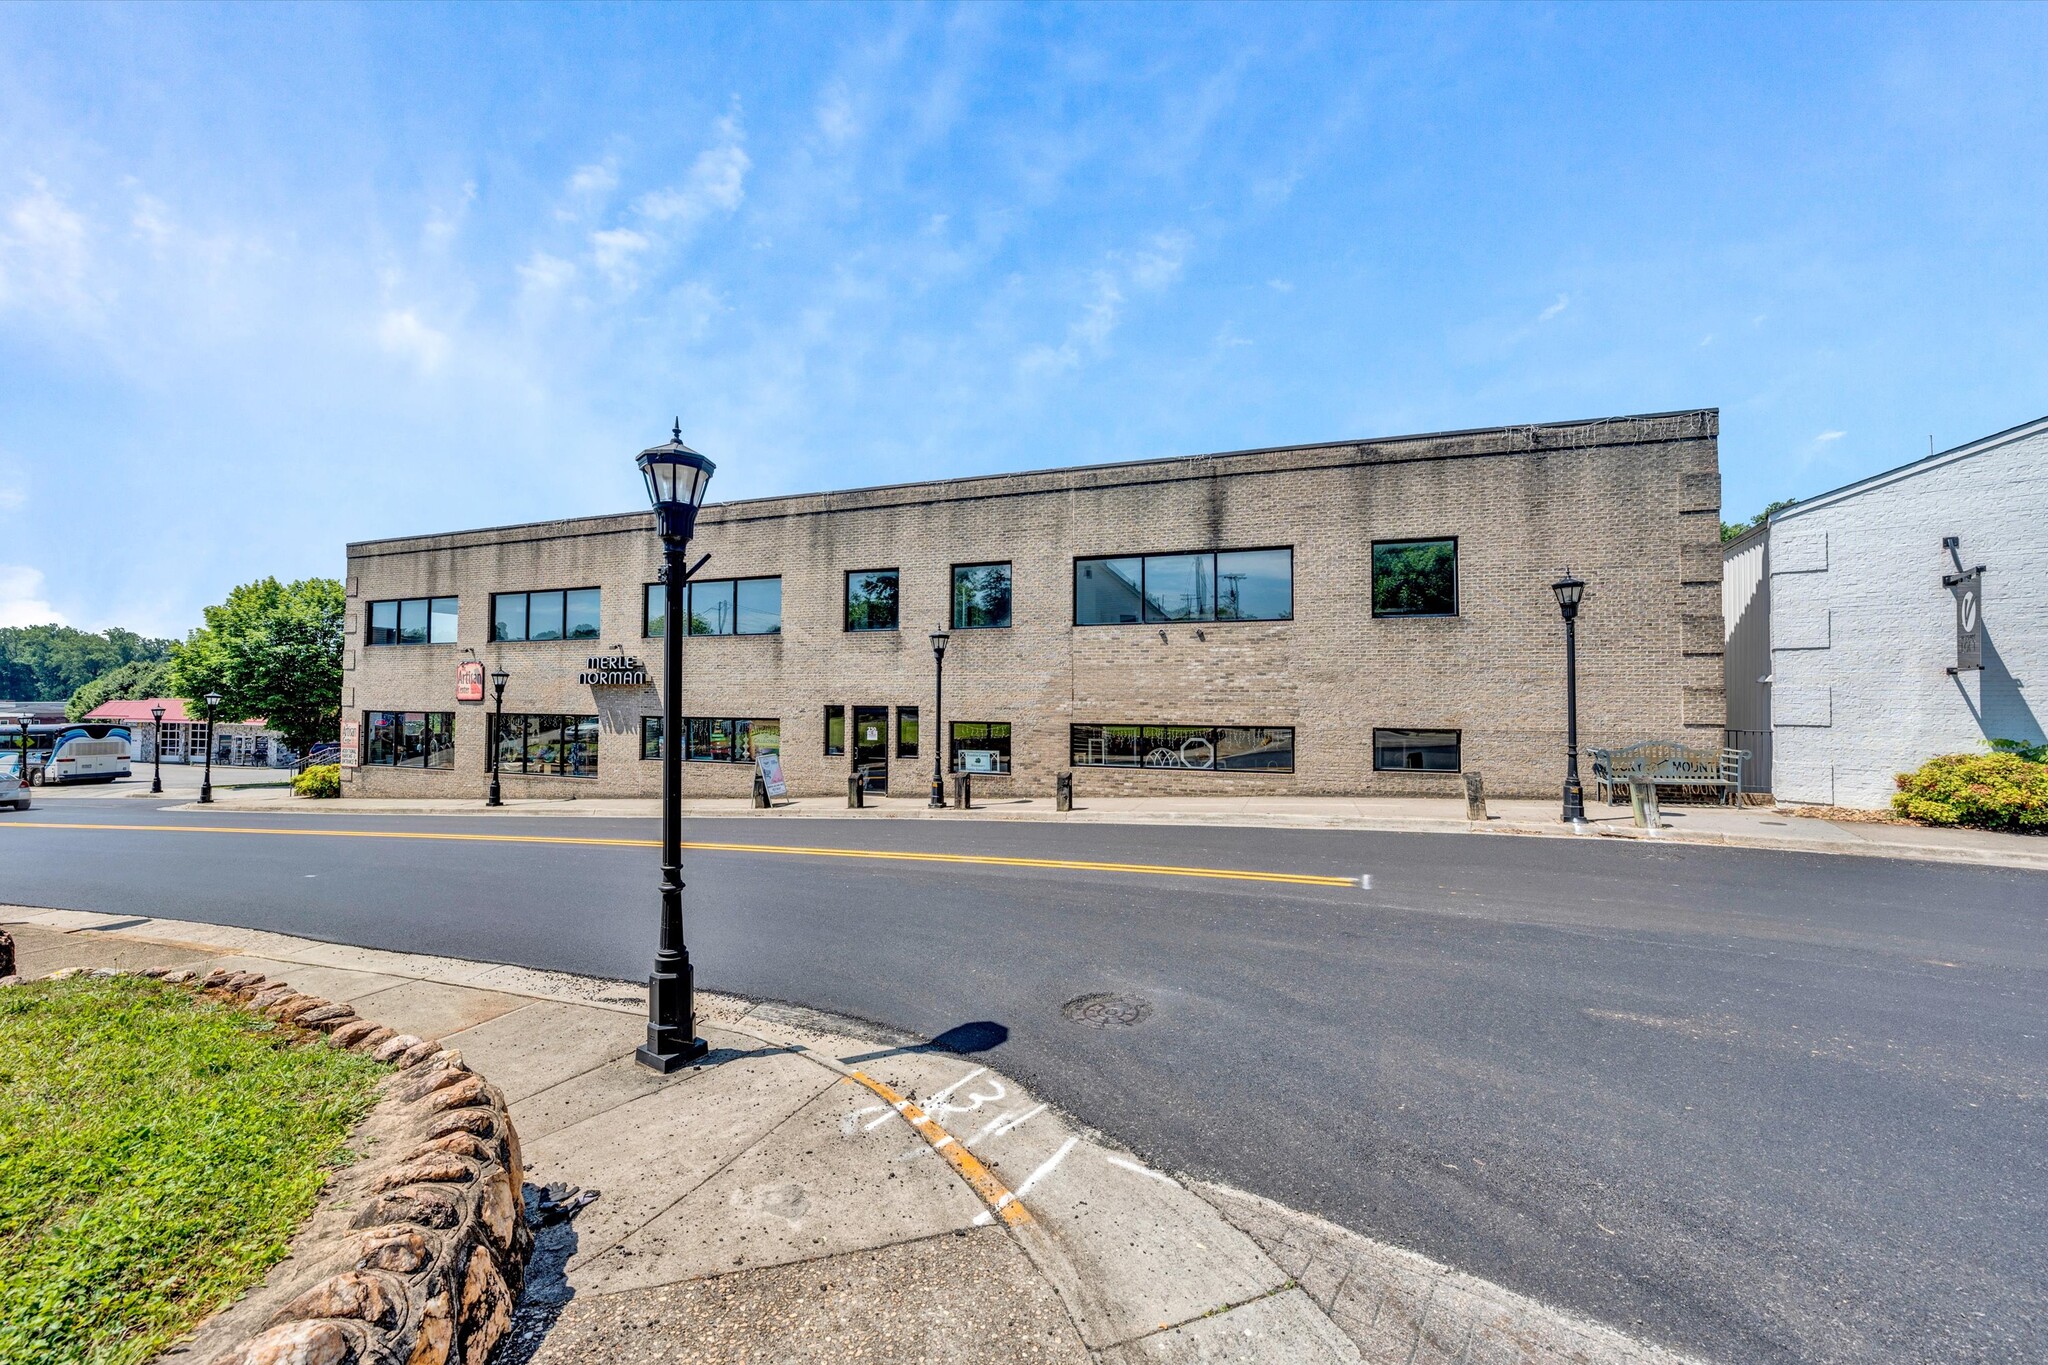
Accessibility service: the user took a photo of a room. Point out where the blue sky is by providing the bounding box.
[2,2,2043,635]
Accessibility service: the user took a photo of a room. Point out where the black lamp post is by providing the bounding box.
[634,420,716,1074]
[1551,571,1587,826]
[199,692,222,805]
[487,668,509,807]
[928,627,950,808]
[150,705,165,794]
[14,718,26,789]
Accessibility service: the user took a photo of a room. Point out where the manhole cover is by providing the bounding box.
[1060,993,1152,1029]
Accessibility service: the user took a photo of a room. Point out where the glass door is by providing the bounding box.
[852,706,889,793]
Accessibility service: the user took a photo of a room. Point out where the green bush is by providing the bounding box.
[1892,752,2048,832]
[292,764,340,798]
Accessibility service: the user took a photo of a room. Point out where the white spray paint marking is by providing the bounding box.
[926,1075,1008,1121]
[1107,1156,1178,1186]
[986,1103,1046,1139]
[966,1111,1017,1145]
[1360,873,1372,890]
[864,1100,910,1132]
[926,1067,987,1105]
[972,1136,1080,1226]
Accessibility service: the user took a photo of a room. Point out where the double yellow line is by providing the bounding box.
[3,820,1359,888]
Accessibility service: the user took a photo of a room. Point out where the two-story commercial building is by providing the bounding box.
[340,410,1727,800]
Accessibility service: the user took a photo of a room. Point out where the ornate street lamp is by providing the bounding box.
[487,668,510,807]
[150,704,165,795]
[200,692,222,805]
[634,420,716,1074]
[928,627,950,808]
[1551,572,1588,827]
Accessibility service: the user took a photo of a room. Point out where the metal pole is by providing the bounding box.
[637,540,708,1072]
[1562,613,1586,825]
[487,687,504,807]
[929,647,946,808]
[151,719,163,794]
[199,701,215,805]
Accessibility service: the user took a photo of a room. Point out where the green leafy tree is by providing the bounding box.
[167,578,345,758]
[65,659,173,721]
[0,625,174,700]
[1721,499,1798,544]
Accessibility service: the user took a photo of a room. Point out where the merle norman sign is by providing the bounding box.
[579,655,651,687]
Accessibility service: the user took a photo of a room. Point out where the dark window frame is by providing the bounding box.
[365,596,459,646]
[489,587,604,643]
[360,710,457,768]
[1371,727,1463,773]
[1068,723,1297,774]
[948,720,1012,775]
[950,561,1014,630]
[490,712,601,777]
[896,706,920,759]
[844,568,901,633]
[824,705,846,756]
[1369,537,1460,619]
[645,575,784,638]
[1072,546,1294,626]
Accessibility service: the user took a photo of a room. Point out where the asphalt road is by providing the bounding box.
[5,797,2043,1364]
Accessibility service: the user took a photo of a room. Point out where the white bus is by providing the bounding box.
[4,723,135,785]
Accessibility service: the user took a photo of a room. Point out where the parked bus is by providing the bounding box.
[2,722,135,785]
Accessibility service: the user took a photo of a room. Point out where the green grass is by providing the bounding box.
[0,977,386,1365]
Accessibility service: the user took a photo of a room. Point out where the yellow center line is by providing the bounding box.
[1,819,1358,888]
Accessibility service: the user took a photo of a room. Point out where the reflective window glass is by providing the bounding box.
[368,601,398,646]
[528,591,565,641]
[493,594,527,642]
[952,563,1012,629]
[948,721,1012,775]
[824,706,846,755]
[1372,540,1459,617]
[1069,723,1294,773]
[690,580,737,635]
[896,707,919,758]
[1143,553,1215,622]
[564,588,601,640]
[846,571,899,631]
[1373,728,1461,771]
[1214,550,1292,621]
[736,578,782,635]
[429,597,459,644]
[645,583,666,639]
[1074,557,1144,625]
[641,716,663,759]
[398,599,428,645]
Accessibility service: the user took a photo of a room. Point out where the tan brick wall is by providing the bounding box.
[342,410,1724,800]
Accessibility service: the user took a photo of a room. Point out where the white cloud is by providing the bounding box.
[817,83,861,146]
[377,308,450,374]
[0,485,22,511]
[517,251,577,293]
[1267,278,1294,293]
[590,227,651,286]
[636,143,751,224]
[424,181,478,246]
[1816,429,1846,442]
[0,178,96,318]
[1539,293,1569,321]
[567,161,619,197]
[0,564,64,627]
[1127,230,1190,290]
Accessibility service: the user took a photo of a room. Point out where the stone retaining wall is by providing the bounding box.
[21,962,534,1365]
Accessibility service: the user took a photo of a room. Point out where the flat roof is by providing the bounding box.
[348,406,1717,555]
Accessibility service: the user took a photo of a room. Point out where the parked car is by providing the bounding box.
[0,770,29,811]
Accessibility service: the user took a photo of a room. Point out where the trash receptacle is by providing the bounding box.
[1462,772,1486,822]
[1055,771,1073,813]
[953,772,972,810]
[847,773,864,809]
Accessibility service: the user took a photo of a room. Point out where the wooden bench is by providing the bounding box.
[1588,742,1746,806]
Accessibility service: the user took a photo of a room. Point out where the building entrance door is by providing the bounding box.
[852,706,889,794]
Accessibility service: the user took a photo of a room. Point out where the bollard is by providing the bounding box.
[753,774,771,809]
[1055,770,1073,813]
[1462,772,1486,822]
[953,772,973,810]
[847,773,864,809]
[1628,778,1661,831]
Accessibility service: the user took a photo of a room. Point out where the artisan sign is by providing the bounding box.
[579,654,651,687]
[455,660,486,703]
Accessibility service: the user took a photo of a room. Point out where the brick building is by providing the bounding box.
[340,410,1726,800]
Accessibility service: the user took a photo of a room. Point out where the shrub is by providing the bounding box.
[292,763,340,799]
[1892,752,2048,832]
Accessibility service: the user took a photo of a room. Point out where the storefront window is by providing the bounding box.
[362,711,455,768]
[491,714,599,777]
[949,721,1012,775]
[1373,728,1461,771]
[896,706,919,758]
[664,717,780,763]
[824,706,846,755]
[1070,724,1294,773]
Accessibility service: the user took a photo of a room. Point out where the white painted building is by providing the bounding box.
[1724,416,2048,808]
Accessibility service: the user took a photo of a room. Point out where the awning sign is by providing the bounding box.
[1951,568,1984,672]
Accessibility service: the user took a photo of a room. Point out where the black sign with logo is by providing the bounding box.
[1950,568,1983,673]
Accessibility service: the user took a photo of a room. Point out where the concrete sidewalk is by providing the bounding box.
[145,781,2048,873]
[6,907,1702,1365]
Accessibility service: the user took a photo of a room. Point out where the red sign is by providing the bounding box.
[456,661,486,703]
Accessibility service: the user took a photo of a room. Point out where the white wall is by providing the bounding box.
[1721,526,1771,788]
[1770,418,2048,807]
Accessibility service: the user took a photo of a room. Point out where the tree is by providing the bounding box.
[65,659,172,721]
[1721,499,1798,544]
[0,624,174,700]
[167,577,345,758]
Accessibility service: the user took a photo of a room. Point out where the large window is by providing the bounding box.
[1373,728,1461,772]
[647,578,783,637]
[642,716,780,763]
[1069,724,1295,773]
[1074,549,1292,625]
[362,711,456,768]
[949,721,1011,775]
[1371,539,1458,617]
[367,597,458,646]
[492,714,599,777]
[951,563,1012,629]
[896,706,919,758]
[845,569,900,631]
[492,589,601,642]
